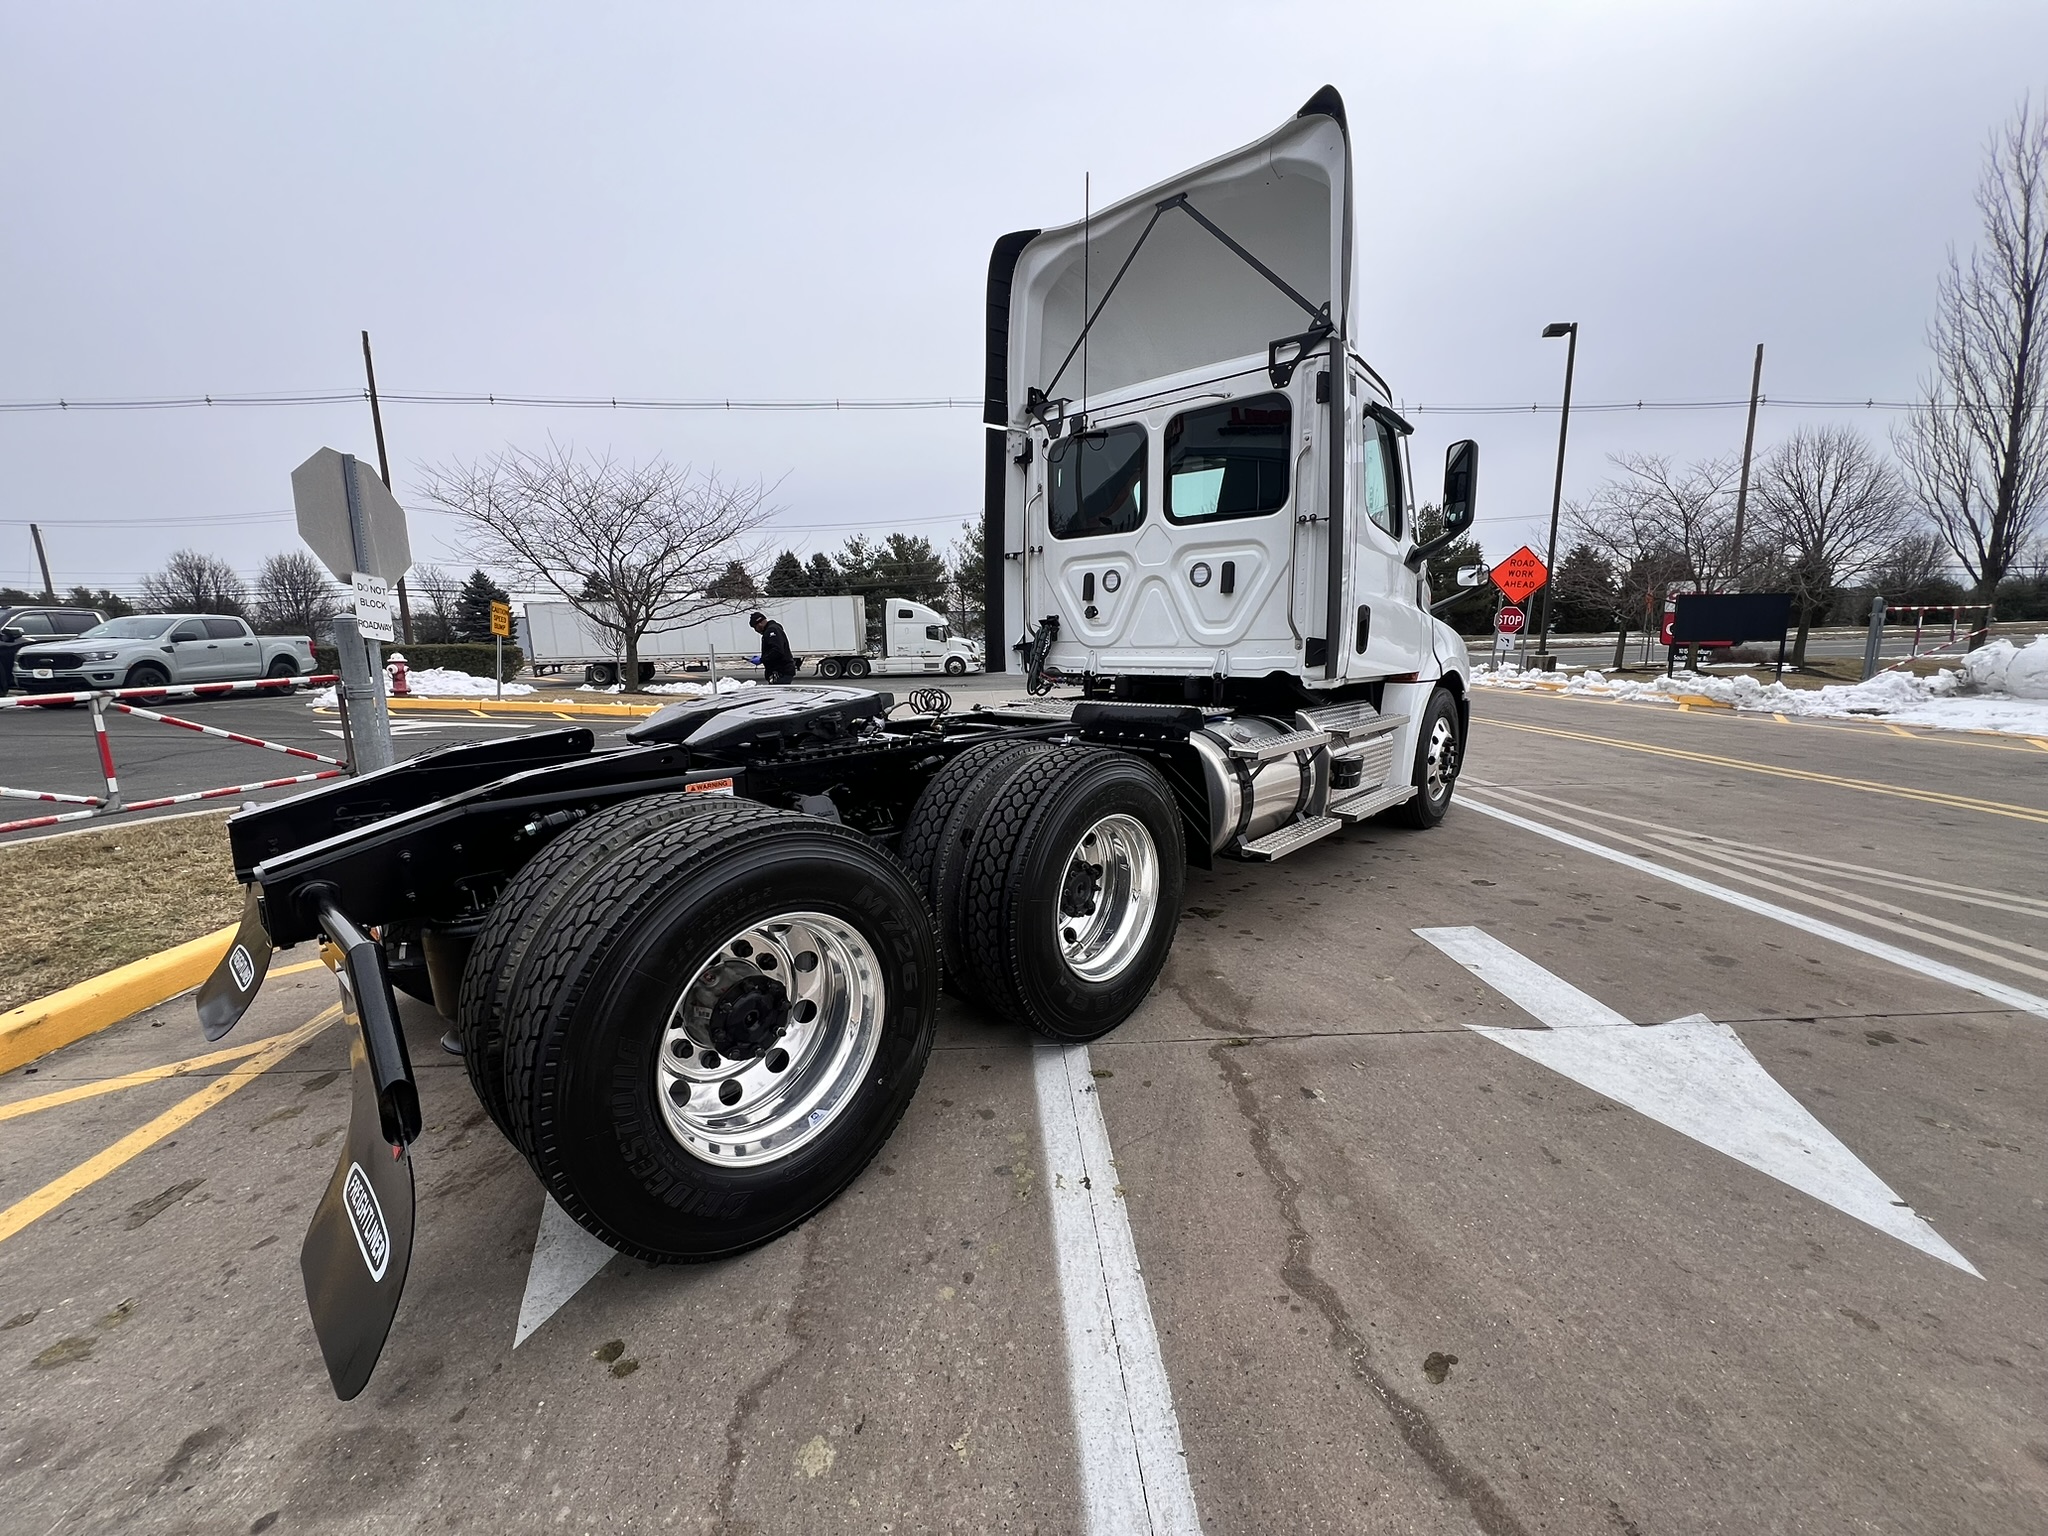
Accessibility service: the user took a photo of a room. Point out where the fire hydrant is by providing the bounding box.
[387,652,409,697]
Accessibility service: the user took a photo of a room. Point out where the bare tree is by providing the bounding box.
[1895,98,2048,611]
[1566,453,1733,665]
[407,563,463,643]
[253,549,342,638]
[141,548,248,616]
[419,443,776,689]
[1752,427,1912,663]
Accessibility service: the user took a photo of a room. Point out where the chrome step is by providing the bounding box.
[1236,814,1342,861]
[1327,784,1417,825]
[1228,727,1330,764]
[1298,698,1404,745]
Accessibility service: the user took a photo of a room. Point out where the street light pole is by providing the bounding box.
[1534,321,1577,670]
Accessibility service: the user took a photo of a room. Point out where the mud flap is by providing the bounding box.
[196,886,274,1041]
[300,907,421,1401]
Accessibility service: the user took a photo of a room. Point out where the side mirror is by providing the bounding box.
[0,627,22,642]
[1405,440,1481,569]
[1456,565,1485,588]
[1441,440,1478,534]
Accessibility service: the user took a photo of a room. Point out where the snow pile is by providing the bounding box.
[1473,654,2048,737]
[646,678,758,697]
[1959,636,2048,699]
[305,668,535,707]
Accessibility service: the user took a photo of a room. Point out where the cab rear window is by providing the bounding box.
[1165,394,1291,523]
[1048,425,1147,539]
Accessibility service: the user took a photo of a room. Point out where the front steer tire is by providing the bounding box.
[958,746,1185,1042]
[494,803,940,1262]
[1384,687,1462,830]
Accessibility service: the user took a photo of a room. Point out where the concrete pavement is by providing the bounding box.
[2,686,2043,1533]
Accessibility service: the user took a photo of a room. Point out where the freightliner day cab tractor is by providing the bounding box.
[198,86,1477,1398]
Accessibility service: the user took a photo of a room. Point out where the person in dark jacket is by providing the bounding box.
[751,611,795,684]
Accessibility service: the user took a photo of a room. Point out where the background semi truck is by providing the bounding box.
[523,595,981,683]
[198,85,1476,1400]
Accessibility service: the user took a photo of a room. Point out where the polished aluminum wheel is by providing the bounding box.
[1423,713,1459,803]
[655,912,884,1166]
[1054,813,1160,983]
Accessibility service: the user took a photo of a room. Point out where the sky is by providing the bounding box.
[2,0,2044,597]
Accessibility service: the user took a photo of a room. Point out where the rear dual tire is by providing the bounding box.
[459,799,939,1260]
[900,742,1184,1042]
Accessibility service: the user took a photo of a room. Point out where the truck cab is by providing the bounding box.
[878,598,982,675]
[985,86,1472,709]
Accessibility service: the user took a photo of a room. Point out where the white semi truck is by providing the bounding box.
[198,86,1475,1399]
[523,594,981,684]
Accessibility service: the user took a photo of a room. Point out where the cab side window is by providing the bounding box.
[204,617,246,640]
[1048,424,1147,539]
[1357,415,1400,538]
[13,614,56,635]
[1164,394,1291,523]
[170,621,207,643]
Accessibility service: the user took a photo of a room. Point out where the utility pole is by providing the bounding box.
[1728,343,1764,590]
[361,330,413,644]
[1533,321,1578,670]
[29,524,56,601]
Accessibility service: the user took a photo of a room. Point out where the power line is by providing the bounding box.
[0,386,2007,417]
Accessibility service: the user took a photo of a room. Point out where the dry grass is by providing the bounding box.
[0,812,242,1012]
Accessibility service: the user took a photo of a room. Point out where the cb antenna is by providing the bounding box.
[1081,171,1089,432]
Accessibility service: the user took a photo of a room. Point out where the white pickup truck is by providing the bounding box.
[12,613,318,693]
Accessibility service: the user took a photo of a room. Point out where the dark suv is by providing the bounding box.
[0,606,105,693]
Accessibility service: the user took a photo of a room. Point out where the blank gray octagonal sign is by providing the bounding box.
[293,446,413,584]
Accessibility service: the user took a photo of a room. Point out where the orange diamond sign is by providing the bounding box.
[1490,546,1549,604]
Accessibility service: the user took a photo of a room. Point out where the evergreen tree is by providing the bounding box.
[65,586,134,618]
[1410,504,1488,634]
[704,560,759,600]
[455,568,511,642]
[948,519,985,638]
[764,550,809,596]
[806,552,841,593]
[1550,544,1620,634]
[872,533,948,605]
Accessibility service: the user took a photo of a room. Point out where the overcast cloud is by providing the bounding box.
[3,1,2044,594]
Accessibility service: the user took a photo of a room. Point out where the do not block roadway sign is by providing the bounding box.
[1491,546,1549,605]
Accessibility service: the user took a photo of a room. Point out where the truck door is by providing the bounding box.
[207,617,259,678]
[1346,383,1429,678]
[165,618,211,680]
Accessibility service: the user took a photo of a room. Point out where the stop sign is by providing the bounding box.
[1495,605,1527,636]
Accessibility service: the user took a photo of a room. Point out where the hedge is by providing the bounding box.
[313,642,524,679]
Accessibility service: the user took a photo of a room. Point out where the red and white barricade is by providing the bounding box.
[0,673,344,835]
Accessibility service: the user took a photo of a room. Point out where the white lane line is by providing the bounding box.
[515,1195,616,1346]
[1034,1043,1203,1536]
[1415,928,1980,1277]
[1458,795,2048,1021]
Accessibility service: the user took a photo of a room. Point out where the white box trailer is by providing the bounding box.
[524,596,865,685]
[524,594,980,683]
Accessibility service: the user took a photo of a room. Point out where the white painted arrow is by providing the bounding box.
[515,1195,618,1345]
[1416,926,1979,1277]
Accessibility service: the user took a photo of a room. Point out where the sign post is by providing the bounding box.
[490,601,511,701]
[294,448,414,773]
[1489,547,1549,672]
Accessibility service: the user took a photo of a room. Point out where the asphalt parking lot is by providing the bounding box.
[3,686,2044,1534]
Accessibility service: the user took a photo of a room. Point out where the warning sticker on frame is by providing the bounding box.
[685,778,736,796]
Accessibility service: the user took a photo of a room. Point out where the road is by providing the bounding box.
[2,686,2043,1533]
[0,672,1035,843]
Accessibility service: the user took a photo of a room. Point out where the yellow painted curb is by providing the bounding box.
[0,925,236,1075]
[386,696,662,718]
[1667,693,1733,709]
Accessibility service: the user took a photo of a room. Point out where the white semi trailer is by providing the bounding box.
[200,85,1474,1399]
[524,595,980,684]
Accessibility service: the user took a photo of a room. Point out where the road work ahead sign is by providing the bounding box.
[293,448,413,585]
[1490,546,1549,604]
